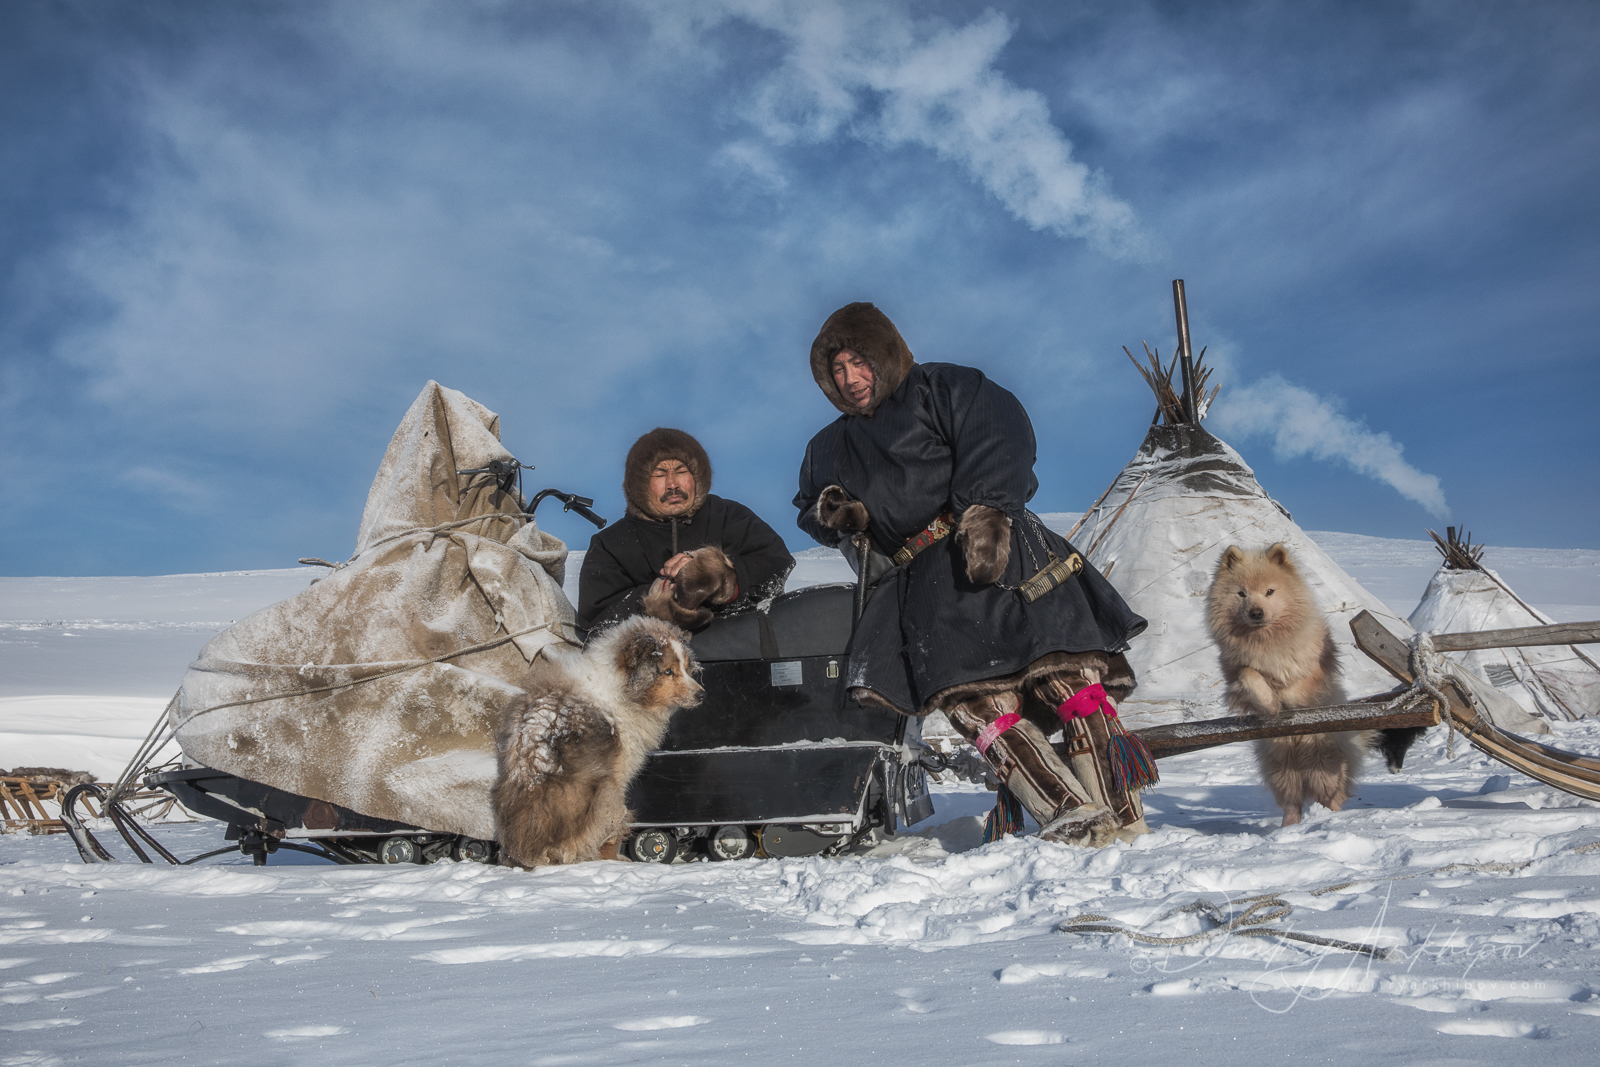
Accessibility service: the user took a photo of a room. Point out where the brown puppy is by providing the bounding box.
[1206,543,1367,827]
[641,546,738,629]
[494,615,702,867]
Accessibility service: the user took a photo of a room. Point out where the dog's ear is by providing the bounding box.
[1265,543,1291,567]
[1219,545,1243,571]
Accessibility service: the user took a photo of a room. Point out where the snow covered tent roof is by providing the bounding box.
[173,382,575,839]
[1409,528,1600,721]
[1068,421,1416,730]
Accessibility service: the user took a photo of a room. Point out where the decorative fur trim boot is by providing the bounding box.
[945,692,1119,849]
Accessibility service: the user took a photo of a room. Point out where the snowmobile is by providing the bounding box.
[59,382,937,868]
[127,563,935,867]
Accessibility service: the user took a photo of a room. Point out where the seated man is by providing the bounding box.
[577,428,795,633]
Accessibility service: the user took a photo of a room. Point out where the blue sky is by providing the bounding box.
[2,0,1596,576]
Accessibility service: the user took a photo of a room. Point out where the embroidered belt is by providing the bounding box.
[891,510,956,567]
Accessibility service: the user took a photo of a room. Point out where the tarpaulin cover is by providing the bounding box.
[173,382,576,839]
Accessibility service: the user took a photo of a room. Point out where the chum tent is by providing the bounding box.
[1409,528,1600,722]
[1066,292,1545,735]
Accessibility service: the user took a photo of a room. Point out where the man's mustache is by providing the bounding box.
[658,489,688,502]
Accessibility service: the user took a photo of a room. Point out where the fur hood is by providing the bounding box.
[809,302,916,416]
[623,427,712,520]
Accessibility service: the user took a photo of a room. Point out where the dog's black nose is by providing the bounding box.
[1248,607,1264,622]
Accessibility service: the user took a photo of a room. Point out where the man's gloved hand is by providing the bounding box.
[816,485,869,534]
[956,505,1011,585]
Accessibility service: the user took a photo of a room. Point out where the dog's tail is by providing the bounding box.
[1369,726,1427,774]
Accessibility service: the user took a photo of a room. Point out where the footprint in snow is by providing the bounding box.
[1436,1019,1549,1039]
[986,1030,1065,1045]
[614,1016,709,1031]
[263,1025,348,1039]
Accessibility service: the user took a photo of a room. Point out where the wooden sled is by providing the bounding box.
[1134,613,1600,803]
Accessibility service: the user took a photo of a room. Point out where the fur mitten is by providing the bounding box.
[956,505,1010,585]
[643,579,712,630]
[674,547,738,609]
[816,485,869,533]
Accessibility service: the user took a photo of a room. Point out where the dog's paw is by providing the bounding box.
[956,505,1010,584]
[816,485,869,533]
[673,547,738,608]
[1230,668,1281,716]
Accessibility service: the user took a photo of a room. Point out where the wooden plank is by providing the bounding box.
[1137,701,1440,759]
[1348,611,1600,798]
[1430,621,1600,652]
[1350,610,1413,683]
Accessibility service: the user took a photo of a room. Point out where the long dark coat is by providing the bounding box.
[795,362,1146,715]
[577,494,794,632]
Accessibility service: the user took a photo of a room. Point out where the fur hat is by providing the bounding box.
[623,427,712,520]
[809,302,916,416]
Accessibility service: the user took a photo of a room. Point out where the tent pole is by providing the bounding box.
[1172,280,1199,424]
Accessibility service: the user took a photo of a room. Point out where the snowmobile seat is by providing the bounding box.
[690,582,856,663]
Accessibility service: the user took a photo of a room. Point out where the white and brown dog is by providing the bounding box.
[493,615,702,867]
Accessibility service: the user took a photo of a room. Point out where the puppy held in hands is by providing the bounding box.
[1206,543,1369,827]
[642,546,738,629]
[493,615,702,868]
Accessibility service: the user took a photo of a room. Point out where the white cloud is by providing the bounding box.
[658,1,1155,259]
[122,465,213,512]
[1210,375,1449,518]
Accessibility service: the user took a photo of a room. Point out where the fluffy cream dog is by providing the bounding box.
[1206,543,1367,826]
[493,615,702,867]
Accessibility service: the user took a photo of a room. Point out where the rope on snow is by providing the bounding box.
[1059,844,1600,960]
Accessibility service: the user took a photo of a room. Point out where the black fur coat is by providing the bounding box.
[796,350,1145,715]
[577,494,794,633]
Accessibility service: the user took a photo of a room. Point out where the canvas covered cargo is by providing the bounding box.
[172,382,577,841]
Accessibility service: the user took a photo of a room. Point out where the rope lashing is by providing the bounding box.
[1061,894,1393,960]
[1057,684,1159,791]
[1379,631,1455,757]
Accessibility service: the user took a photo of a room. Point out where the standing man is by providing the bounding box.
[579,428,794,634]
[795,303,1151,847]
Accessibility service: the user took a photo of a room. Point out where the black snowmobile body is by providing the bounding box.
[148,581,935,866]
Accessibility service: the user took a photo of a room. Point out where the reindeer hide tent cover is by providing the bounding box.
[172,382,576,840]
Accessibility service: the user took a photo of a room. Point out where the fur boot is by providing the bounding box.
[946,692,1120,848]
[1031,673,1151,844]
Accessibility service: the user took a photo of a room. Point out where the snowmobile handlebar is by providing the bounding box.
[527,488,607,529]
[455,459,528,477]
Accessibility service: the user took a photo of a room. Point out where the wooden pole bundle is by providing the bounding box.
[1428,526,1485,570]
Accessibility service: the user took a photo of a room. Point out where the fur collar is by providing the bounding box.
[623,427,712,521]
[809,302,916,416]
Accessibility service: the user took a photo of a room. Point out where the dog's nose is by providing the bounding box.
[1248,607,1264,621]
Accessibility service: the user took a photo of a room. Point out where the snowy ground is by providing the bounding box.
[4,530,1600,1062]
